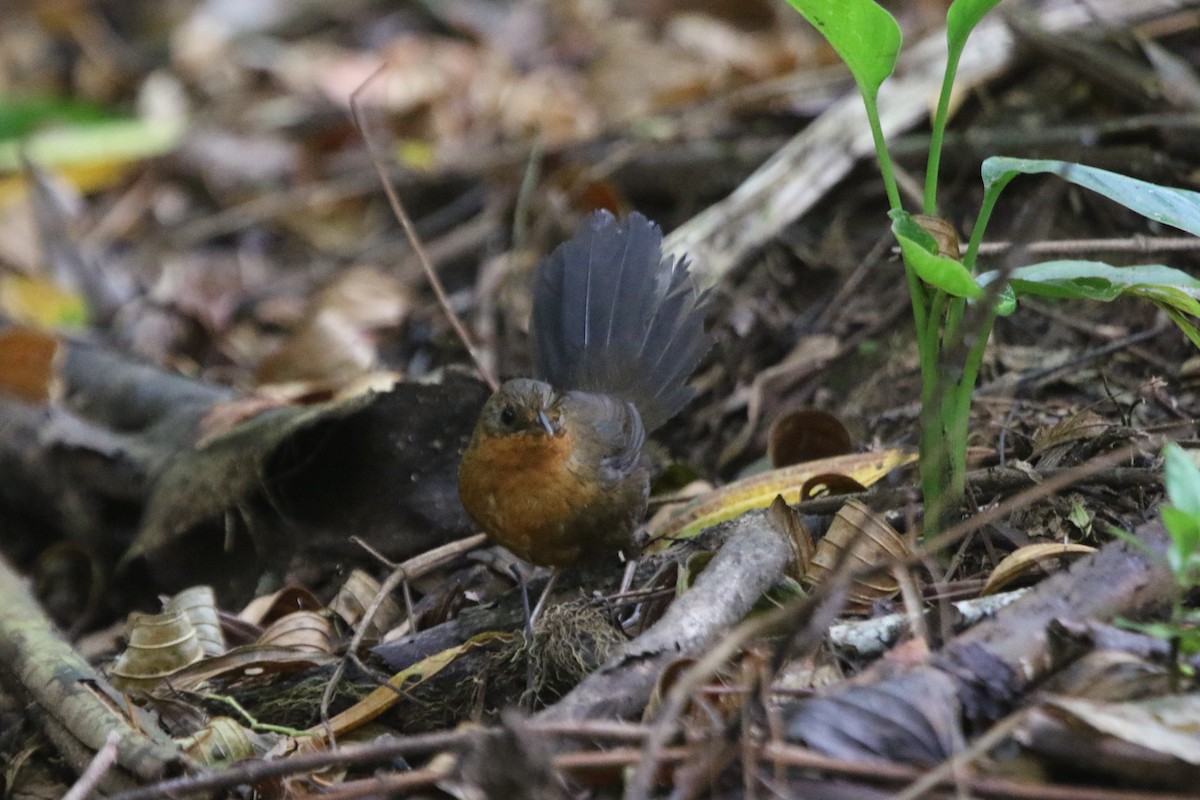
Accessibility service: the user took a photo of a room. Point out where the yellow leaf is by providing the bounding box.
[0,274,88,328]
[395,139,436,172]
[306,631,510,739]
[647,448,918,544]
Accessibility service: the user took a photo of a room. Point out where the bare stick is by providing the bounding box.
[349,62,499,391]
[62,731,122,800]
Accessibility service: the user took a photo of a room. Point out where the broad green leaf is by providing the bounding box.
[978,260,1200,302]
[1161,506,1200,577]
[0,116,184,174]
[782,0,901,98]
[0,96,110,139]
[946,0,1004,50]
[890,209,939,252]
[981,157,1200,237]
[1162,306,1200,350]
[977,260,1200,349]
[892,211,983,298]
[1165,444,1200,516]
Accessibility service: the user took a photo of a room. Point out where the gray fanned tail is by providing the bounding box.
[530,211,712,431]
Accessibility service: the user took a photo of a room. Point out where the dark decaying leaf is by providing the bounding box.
[768,408,853,468]
[801,472,867,500]
[785,668,962,765]
[121,371,488,602]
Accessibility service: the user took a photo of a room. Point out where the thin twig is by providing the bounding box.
[349,61,498,391]
[977,235,1200,256]
[893,711,1026,800]
[62,731,122,800]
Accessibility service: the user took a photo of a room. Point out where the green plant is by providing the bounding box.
[1114,445,1200,666]
[782,0,1200,534]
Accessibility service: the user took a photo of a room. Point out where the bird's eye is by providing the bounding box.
[498,405,517,427]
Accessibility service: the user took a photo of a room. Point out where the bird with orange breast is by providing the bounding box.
[458,211,712,613]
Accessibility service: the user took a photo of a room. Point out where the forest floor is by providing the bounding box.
[2,1,1200,798]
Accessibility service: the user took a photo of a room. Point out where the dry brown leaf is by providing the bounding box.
[981,542,1097,596]
[1022,694,1200,781]
[0,326,59,403]
[109,610,204,692]
[257,610,334,654]
[768,495,815,581]
[329,569,403,646]
[911,214,961,259]
[803,499,910,612]
[163,586,225,657]
[238,585,324,627]
[1041,651,1173,703]
[1031,410,1111,458]
[180,717,273,765]
[768,408,853,468]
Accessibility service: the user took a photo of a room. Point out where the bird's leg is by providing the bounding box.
[618,557,637,595]
[615,559,643,631]
[507,564,559,637]
[509,563,535,639]
[509,564,559,712]
[529,567,560,629]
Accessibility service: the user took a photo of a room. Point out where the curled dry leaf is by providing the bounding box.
[767,408,853,468]
[329,569,403,646]
[911,214,961,259]
[146,647,338,694]
[642,654,742,729]
[179,716,274,765]
[257,610,334,654]
[109,609,204,692]
[646,448,917,544]
[163,585,225,657]
[255,308,377,386]
[237,585,324,627]
[803,500,911,613]
[981,542,1097,596]
[768,495,815,582]
[800,472,867,500]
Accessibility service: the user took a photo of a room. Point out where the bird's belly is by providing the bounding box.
[458,433,634,566]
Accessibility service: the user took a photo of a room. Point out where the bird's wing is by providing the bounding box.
[561,390,646,482]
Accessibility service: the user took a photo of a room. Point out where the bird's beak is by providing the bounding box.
[537,410,555,435]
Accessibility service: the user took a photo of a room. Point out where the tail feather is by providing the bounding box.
[531,211,712,431]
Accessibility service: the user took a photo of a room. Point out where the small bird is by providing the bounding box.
[458,211,712,576]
